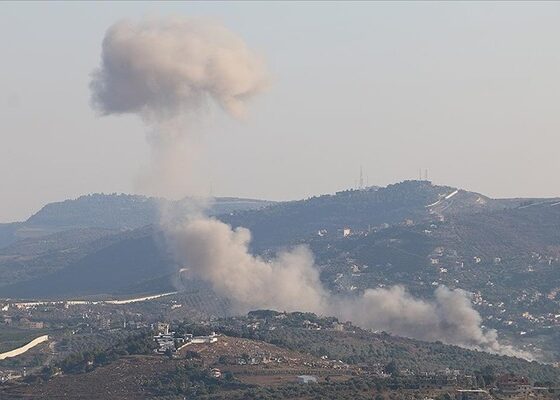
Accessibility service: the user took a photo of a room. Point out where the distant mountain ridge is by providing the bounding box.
[0,193,274,248]
[0,181,559,301]
[26,193,159,229]
[221,180,550,250]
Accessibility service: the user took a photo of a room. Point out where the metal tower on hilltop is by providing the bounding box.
[418,168,430,181]
[359,165,364,189]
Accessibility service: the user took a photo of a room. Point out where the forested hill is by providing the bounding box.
[1,181,558,301]
[0,193,274,248]
[26,194,274,230]
[220,180,531,250]
[217,311,560,384]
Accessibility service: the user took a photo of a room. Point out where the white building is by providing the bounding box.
[191,332,218,344]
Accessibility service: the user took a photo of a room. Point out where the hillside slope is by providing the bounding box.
[221,180,539,250]
[1,181,558,307]
[0,228,177,299]
[0,194,274,249]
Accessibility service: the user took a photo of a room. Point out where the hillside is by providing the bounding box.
[2,311,558,400]
[0,181,455,297]
[0,193,274,249]
[0,181,558,301]
[26,194,274,230]
[220,180,530,250]
[216,311,560,383]
[0,181,558,362]
[0,228,177,299]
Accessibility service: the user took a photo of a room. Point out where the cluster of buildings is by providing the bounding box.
[153,323,218,354]
[494,374,533,398]
[487,374,560,400]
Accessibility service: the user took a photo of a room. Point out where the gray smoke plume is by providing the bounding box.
[90,17,268,198]
[90,17,268,122]
[166,216,530,357]
[165,217,328,314]
[336,286,498,348]
[91,17,529,359]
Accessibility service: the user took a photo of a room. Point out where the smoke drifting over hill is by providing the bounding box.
[91,17,527,357]
[165,216,528,357]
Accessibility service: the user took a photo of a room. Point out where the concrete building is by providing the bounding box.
[191,332,218,344]
[495,374,532,399]
[154,333,176,354]
[156,322,170,335]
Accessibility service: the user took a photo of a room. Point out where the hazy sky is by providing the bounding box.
[1,2,560,222]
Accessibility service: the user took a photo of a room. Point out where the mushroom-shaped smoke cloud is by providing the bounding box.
[91,17,268,122]
[90,17,269,197]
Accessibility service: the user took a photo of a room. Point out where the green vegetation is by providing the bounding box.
[0,327,52,353]
[216,312,560,384]
[148,360,247,397]
[149,375,428,400]
[222,181,446,250]
[55,329,156,374]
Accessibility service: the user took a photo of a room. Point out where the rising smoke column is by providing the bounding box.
[90,17,268,197]
[165,216,528,356]
[90,17,525,356]
[165,217,328,314]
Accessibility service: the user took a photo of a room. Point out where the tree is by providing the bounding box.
[165,348,174,359]
[384,361,398,376]
[476,375,486,388]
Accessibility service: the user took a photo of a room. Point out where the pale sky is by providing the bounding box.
[1,1,560,222]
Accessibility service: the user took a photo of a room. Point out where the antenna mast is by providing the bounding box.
[359,165,364,189]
